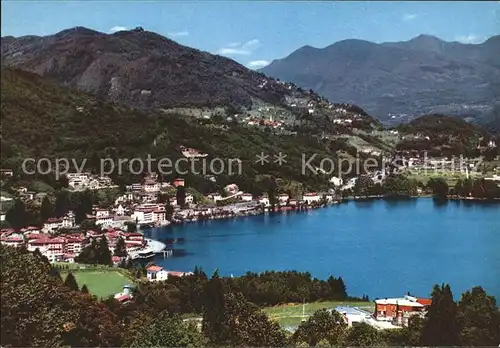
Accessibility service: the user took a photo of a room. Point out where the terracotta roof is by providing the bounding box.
[146,265,163,272]
[29,236,65,244]
[115,294,131,302]
[1,236,23,242]
[167,271,191,277]
[416,298,432,306]
[25,233,43,240]
[122,232,143,237]
[66,236,86,243]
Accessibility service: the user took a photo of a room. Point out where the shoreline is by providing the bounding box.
[144,195,499,231]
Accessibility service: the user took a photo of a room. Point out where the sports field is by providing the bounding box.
[61,269,133,298]
[263,301,375,328]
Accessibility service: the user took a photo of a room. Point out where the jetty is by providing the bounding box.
[129,238,168,260]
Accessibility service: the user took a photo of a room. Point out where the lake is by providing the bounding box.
[143,198,500,300]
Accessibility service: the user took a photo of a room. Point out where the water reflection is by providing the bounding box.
[432,197,448,208]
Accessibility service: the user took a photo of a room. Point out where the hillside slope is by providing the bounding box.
[1,26,384,137]
[260,35,500,127]
[394,114,494,157]
[2,67,367,193]
[1,26,291,110]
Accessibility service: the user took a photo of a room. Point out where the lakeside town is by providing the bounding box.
[1,146,499,266]
[2,2,500,345]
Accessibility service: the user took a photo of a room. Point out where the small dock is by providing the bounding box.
[162,249,173,259]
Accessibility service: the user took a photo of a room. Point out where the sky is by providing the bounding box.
[2,1,499,69]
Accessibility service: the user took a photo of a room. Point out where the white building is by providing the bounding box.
[96,215,113,227]
[94,208,109,218]
[27,236,66,263]
[224,184,239,195]
[132,208,154,224]
[258,196,270,207]
[240,193,253,202]
[146,265,193,282]
[143,180,160,193]
[115,204,125,216]
[208,193,223,203]
[0,234,24,247]
[153,208,166,223]
[67,172,91,190]
[278,194,289,205]
[330,176,343,187]
[302,192,321,204]
[334,306,371,327]
[43,215,76,233]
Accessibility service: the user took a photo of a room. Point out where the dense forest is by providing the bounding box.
[1,245,499,347]
[1,67,379,195]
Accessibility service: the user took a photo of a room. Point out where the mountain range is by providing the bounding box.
[260,35,500,127]
[1,26,291,110]
[1,27,498,135]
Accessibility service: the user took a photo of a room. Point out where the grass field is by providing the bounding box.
[407,170,482,186]
[263,301,375,328]
[61,269,133,298]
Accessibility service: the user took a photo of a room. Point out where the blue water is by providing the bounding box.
[143,198,500,300]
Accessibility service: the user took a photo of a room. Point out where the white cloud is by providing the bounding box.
[242,39,260,50]
[218,48,252,55]
[402,13,417,21]
[168,31,189,37]
[217,39,261,56]
[247,60,270,69]
[109,26,127,33]
[454,34,482,44]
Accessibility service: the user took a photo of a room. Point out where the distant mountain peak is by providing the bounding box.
[0,26,295,110]
[410,34,443,42]
[260,34,500,127]
[54,26,103,38]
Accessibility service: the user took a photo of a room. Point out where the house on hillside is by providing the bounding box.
[374,294,431,327]
[172,178,185,187]
[146,265,193,282]
[330,176,343,187]
[302,192,321,205]
[0,169,13,177]
[208,193,222,203]
[240,193,253,202]
[114,284,134,303]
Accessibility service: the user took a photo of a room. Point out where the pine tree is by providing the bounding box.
[202,270,228,344]
[75,191,93,224]
[81,284,89,294]
[457,286,500,345]
[113,237,127,257]
[64,272,79,291]
[97,237,112,265]
[176,186,186,207]
[54,191,70,217]
[40,196,54,221]
[165,200,174,221]
[421,283,459,346]
[5,199,27,230]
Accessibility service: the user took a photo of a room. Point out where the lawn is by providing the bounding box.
[263,300,375,328]
[61,269,132,298]
[407,170,482,186]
